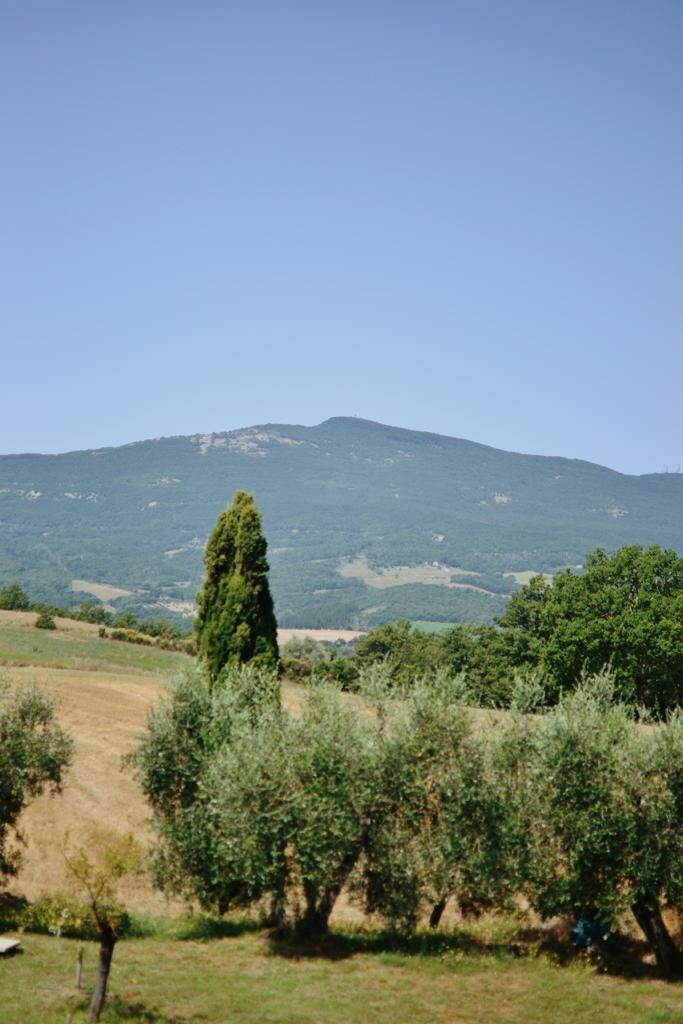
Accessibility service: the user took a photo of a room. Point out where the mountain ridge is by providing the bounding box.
[1,416,668,478]
[1,417,681,629]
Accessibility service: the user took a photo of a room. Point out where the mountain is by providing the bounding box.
[1,417,681,629]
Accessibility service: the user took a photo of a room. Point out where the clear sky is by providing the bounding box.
[1,1,681,474]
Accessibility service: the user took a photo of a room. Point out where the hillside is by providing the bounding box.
[1,417,682,628]
[0,611,347,912]
[0,611,181,913]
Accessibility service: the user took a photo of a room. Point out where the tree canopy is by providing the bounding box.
[500,545,683,713]
[0,582,30,611]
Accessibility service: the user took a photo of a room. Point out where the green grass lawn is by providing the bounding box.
[0,620,189,675]
[1,922,682,1024]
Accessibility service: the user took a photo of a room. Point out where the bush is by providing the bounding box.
[0,583,30,611]
[35,611,56,630]
[74,602,113,625]
[110,627,154,646]
[280,656,314,680]
[105,626,196,655]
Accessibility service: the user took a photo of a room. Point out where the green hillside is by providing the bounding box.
[1,417,681,628]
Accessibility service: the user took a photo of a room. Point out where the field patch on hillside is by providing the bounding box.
[6,664,172,913]
[339,555,493,593]
[0,611,194,912]
[70,579,134,602]
[503,565,582,586]
[0,618,334,914]
[278,627,364,644]
[0,610,191,674]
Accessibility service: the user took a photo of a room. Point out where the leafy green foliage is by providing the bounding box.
[63,832,144,936]
[500,545,683,713]
[514,677,683,972]
[137,660,683,968]
[137,667,521,937]
[195,492,278,679]
[135,664,282,910]
[34,610,56,630]
[0,892,134,940]
[0,582,30,610]
[351,620,535,706]
[353,546,683,715]
[63,832,146,1021]
[351,621,444,688]
[362,672,528,930]
[74,601,113,625]
[0,680,73,877]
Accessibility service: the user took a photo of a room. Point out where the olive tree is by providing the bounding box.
[137,664,380,936]
[64,833,144,1022]
[279,685,377,935]
[135,663,282,913]
[360,674,523,931]
[519,676,683,975]
[0,679,72,879]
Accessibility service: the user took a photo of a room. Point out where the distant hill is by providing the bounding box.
[1,417,681,629]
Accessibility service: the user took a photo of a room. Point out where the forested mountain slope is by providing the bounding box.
[1,417,681,628]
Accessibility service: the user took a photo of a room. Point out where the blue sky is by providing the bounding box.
[1,0,681,474]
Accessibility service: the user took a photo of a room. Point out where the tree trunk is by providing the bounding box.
[264,889,286,928]
[87,924,117,1022]
[632,899,682,977]
[429,896,449,928]
[301,846,362,938]
[458,895,483,919]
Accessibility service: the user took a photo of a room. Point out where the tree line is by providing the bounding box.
[135,662,683,975]
[0,581,189,635]
[292,544,683,718]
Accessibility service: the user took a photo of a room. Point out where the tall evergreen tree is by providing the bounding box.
[195,491,278,680]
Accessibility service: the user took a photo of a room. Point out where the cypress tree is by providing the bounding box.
[195,491,278,680]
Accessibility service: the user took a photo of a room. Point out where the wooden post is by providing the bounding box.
[76,944,84,989]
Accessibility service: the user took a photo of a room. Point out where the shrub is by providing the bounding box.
[35,611,56,630]
[0,583,30,611]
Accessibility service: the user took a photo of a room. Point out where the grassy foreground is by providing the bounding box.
[2,921,683,1024]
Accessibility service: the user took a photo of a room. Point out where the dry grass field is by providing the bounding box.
[338,555,494,594]
[0,613,347,913]
[1,611,179,912]
[10,665,169,912]
[277,627,364,644]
